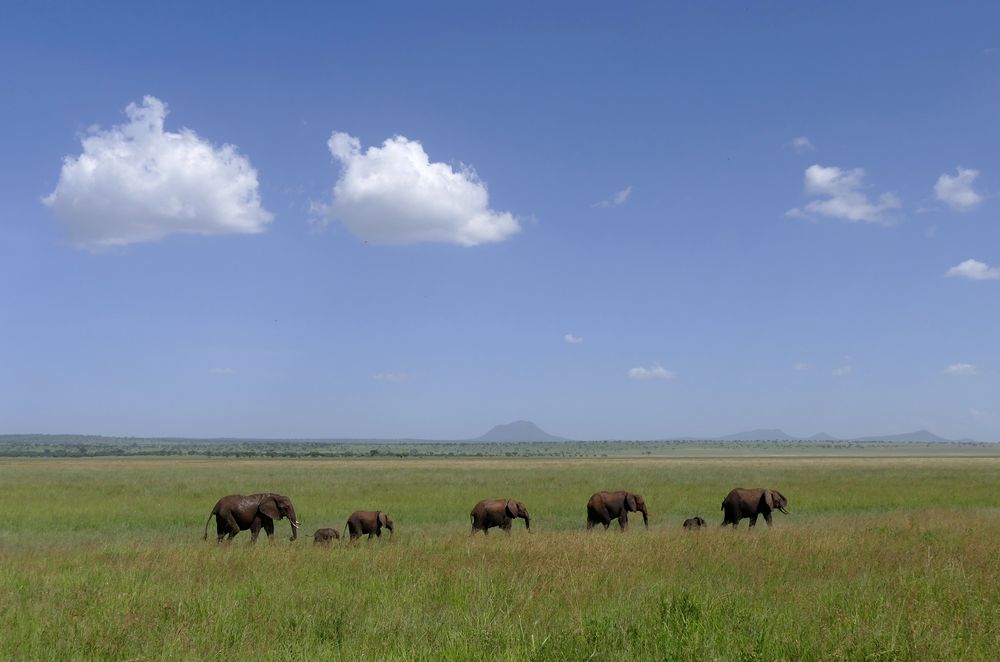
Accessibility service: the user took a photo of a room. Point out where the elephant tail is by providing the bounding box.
[203,511,216,540]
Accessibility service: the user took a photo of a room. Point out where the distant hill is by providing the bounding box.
[473,421,568,442]
[715,429,960,442]
[719,429,794,441]
[851,430,952,443]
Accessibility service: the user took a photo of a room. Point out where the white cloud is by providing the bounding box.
[832,365,853,377]
[627,363,675,380]
[789,136,815,153]
[373,372,411,383]
[593,185,633,208]
[793,362,811,371]
[208,367,235,376]
[946,259,1000,280]
[564,334,584,344]
[43,96,272,249]
[787,165,900,223]
[944,363,978,376]
[316,132,519,246]
[934,167,984,210]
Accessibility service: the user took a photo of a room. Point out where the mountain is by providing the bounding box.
[850,430,953,443]
[473,421,568,442]
[808,432,839,441]
[718,429,794,441]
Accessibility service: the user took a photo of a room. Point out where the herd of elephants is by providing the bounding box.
[203,487,790,543]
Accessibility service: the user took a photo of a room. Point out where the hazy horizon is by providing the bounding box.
[2,4,998,441]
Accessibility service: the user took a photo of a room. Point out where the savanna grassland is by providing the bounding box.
[1,451,999,660]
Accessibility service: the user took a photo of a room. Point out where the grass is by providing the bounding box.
[1,455,998,659]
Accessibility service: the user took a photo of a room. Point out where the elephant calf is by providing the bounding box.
[721,487,789,528]
[586,491,649,530]
[346,510,394,541]
[470,498,530,535]
[311,528,340,545]
[683,517,707,530]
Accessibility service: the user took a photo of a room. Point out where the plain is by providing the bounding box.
[1,453,998,660]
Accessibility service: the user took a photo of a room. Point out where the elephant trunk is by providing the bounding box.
[523,514,531,531]
[641,507,649,528]
[288,507,299,541]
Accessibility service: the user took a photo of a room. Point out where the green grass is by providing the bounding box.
[1,456,998,659]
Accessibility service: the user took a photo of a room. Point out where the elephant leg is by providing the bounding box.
[222,513,240,542]
[749,514,758,528]
[618,512,628,531]
[250,519,262,543]
[763,512,773,526]
[263,518,275,540]
[502,520,512,534]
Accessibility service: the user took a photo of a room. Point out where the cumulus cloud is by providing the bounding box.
[373,372,411,383]
[316,132,519,246]
[946,259,1000,280]
[564,333,584,344]
[789,136,815,152]
[944,363,978,376]
[787,165,900,223]
[593,185,633,208]
[43,96,272,249]
[832,365,853,377]
[627,363,674,380]
[934,167,984,210]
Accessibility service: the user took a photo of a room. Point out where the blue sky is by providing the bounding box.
[2,2,998,440]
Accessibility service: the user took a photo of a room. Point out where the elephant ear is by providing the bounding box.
[626,493,638,511]
[259,496,281,520]
[761,490,774,511]
[505,499,518,518]
[377,512,388,528]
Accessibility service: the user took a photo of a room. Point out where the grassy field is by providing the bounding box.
[1,454,998,659]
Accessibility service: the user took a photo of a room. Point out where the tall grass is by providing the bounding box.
[1,457,998,659]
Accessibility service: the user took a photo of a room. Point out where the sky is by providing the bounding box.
[1,2,998,441]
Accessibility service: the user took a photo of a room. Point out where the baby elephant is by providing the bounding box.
[346,510,394,541]
[470,498,531,535]
[311,528,340,545]
[682,517,707,530]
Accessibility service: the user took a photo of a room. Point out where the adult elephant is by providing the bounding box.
[470,498,531,535]
[346,510,394,541]
[721,487,789,528]
[203,493,300,543]
[586,491,649,530]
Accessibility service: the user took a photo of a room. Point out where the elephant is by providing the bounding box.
[346,510,394,541]
[721,487,789,528]
[586,491,649,530]
[683,517,707,530]
[311,528,340,545]
[470,498,531,535]
[203,493,300,543]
